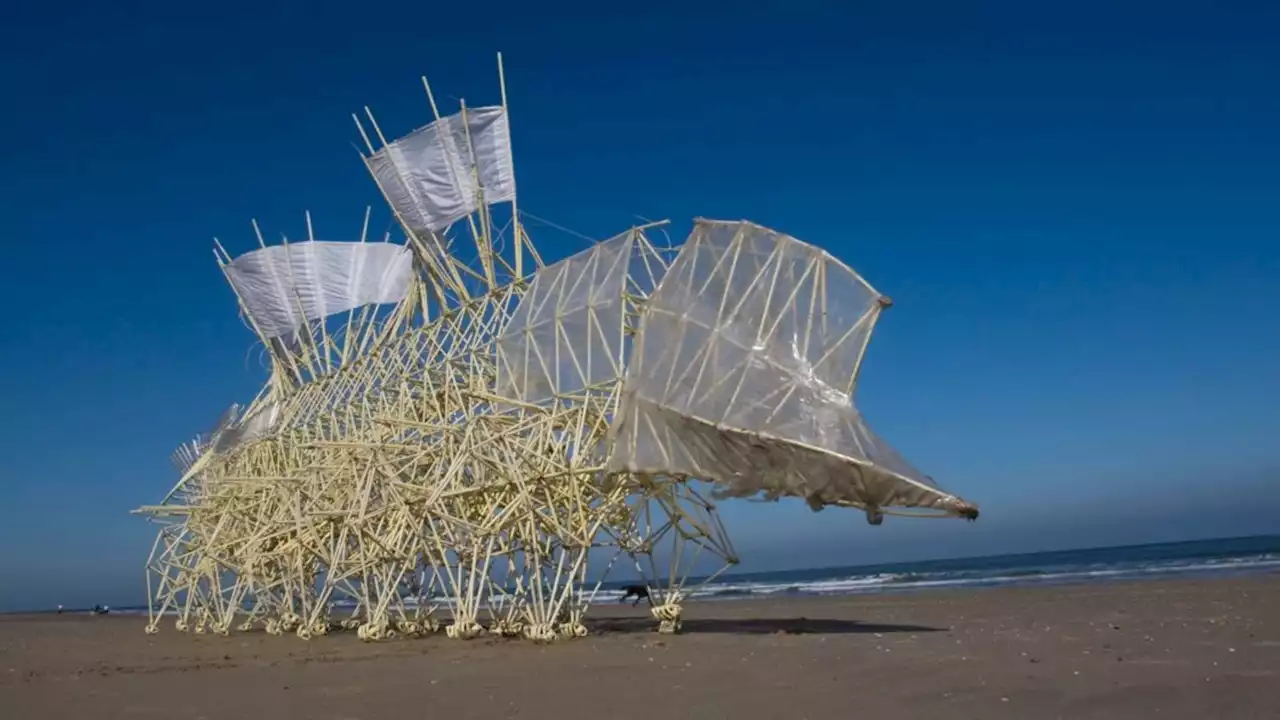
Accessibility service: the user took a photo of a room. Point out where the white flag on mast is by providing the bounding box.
[223,241,414,339]
[366,106,516,236]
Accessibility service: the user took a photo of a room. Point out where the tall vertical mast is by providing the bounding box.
[497,51,523,281]
[458,99,497,289]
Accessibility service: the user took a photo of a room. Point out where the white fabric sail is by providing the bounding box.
[365,106,516,236]
[223,241,414,339]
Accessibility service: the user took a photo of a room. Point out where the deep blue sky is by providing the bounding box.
[1,1,1277,611]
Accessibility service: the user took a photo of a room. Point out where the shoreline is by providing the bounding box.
[14,562,1279,619]
[11,534,1277,617]
[3,575,1277,719]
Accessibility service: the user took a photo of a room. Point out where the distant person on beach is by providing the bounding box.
[56,605,63,614]
[618,584,650,607]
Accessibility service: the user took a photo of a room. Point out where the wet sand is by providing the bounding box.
[2,576,1277,719]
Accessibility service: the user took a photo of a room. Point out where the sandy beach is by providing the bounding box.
[2,576,1277,719]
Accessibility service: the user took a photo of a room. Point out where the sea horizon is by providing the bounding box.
[18,534,1278,616]
[662,533,1280,602]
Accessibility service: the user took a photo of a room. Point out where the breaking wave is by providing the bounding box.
[669,551,1280,603]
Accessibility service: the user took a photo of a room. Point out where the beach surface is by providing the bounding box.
[2,576,1277,719]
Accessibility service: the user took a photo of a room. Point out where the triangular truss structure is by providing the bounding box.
[135,54,978,642]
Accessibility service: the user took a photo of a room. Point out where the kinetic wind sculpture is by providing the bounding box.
[135,54,978,642]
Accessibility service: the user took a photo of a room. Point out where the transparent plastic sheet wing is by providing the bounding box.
[493,228,676,407]
[608,220,969,515]
[210,400,282,455]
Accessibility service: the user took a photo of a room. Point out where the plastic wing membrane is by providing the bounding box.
[608,220,972,516]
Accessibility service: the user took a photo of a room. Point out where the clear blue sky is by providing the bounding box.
[1,1,1277,611]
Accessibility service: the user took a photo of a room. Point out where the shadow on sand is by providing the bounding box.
[590,616,946,636]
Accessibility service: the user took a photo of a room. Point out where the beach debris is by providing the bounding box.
[131,54,979,644]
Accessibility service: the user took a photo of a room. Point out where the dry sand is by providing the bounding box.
[2,576,1277,719]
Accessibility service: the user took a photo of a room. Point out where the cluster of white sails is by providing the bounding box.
[222,104,516,343]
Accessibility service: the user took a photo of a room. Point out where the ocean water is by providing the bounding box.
[108,536,1280,615]
[654,534,1280,602]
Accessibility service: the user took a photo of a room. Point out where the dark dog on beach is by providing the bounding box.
[618,584,651,607]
